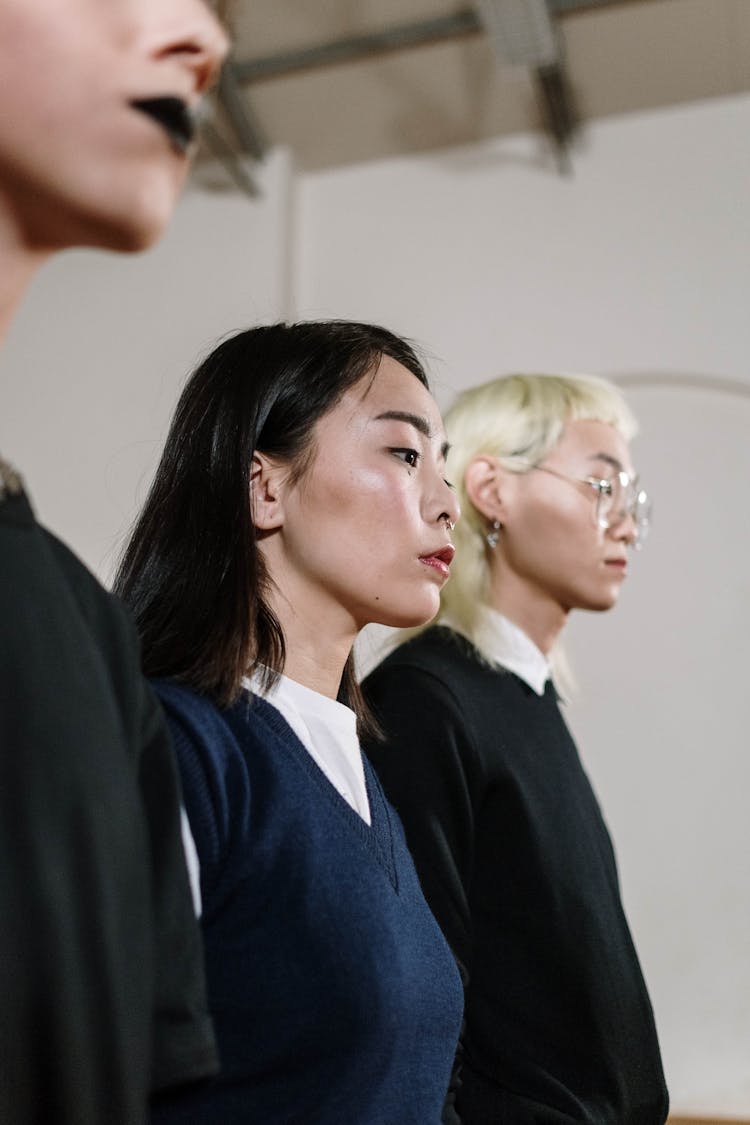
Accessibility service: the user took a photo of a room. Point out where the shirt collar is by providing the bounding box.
[242,669,358,737]
[241,669,369,824]
[441,608,551,696]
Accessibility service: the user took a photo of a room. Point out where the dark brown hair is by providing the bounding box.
[114,320,428,738]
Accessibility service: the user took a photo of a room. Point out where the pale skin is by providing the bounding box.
[465,418,638,655]
[251,356,460,700]
[0,0,228,344]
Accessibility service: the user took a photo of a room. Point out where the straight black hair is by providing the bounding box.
[114,320,429,738]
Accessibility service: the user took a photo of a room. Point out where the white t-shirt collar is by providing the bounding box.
[441,609,551,696]
[242,669,371,825]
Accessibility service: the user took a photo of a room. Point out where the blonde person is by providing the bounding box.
[115,321,464,1124]
[0,3,228,1122]
[364,373,669,1124]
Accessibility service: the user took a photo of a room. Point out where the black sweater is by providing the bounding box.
[0,482,217,1124]
[363,625,668,1125]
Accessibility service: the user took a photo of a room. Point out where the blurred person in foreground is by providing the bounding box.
[0,3,228,1122]
[364,372,669,1124]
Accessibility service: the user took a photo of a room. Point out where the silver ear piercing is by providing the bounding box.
[486,519,500,549]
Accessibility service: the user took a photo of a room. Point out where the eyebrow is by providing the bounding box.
[588,452,624,473]
[374,410,450,459]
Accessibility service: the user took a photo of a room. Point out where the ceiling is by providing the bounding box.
[204,0,750,180]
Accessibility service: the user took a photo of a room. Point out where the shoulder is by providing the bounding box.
[2,512,141,699]
[42,527,134,641]
[366,626,477,690]
[40,528,150,707]
[153,680,236,747]
[35,527,160,752]
[364,626,491,719]
[363,629,486,779]
[151,682,261,814]
[151,683,250,875]
[153,681,288,769]
[151,683,292,880]
[363,626,534,778]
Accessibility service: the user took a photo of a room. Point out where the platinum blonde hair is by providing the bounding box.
[398,372,637,675]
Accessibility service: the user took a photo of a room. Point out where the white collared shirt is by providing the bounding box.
[243,670,371,826]
[441,609,551,696]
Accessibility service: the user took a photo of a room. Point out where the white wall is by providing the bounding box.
[296,95,750,395]
[297,94,750,1115]
[1,148,294,580]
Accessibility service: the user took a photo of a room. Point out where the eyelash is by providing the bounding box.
[391,447,421,468]
[390,449,454,493]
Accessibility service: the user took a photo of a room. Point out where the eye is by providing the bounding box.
[444,479,455,490]
[391,448,421,468]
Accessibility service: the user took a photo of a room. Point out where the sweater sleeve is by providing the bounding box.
[362,661,484,983]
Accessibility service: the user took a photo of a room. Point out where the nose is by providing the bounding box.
[438,480,461,532]
[150,1,230,97]
[609,508,638,547]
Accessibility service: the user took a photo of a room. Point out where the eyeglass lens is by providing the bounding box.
[598,472,652,541]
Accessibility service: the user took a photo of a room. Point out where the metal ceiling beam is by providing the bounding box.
[203,60,268,198]
[534,61,579,171]
[200,120,261,197]
[216,62,269,161]
[232,0,626,83]
[224,0,629,177]
[233,11,481,84]
[477,0,559,68]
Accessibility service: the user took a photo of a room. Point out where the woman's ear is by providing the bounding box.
[250,453,286,531]
[464,454,511,524]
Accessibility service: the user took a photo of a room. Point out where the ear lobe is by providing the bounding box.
[250,453,285,531]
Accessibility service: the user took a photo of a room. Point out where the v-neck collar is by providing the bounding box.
[240,694,400,892]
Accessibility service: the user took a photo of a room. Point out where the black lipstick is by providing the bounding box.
[131,97,198,154]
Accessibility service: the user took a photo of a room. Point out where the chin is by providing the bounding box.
[40,163,185,255]
[105,199,179,252]
[90,166,186,252]
[380,598,441,631]
[55,200,175,256]
[103,216,169,253]
[581,590,620,613]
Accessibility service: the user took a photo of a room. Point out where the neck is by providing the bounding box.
[487,560,568,655]
[0,210,47,346]
[266,584,357,702]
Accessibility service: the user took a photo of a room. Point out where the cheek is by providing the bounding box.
[319,465,414,525]
[508,498,601,579]
[321,470,421,598]
[515,497,577,555]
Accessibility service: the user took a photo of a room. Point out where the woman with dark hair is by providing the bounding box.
[115,320,463,1124]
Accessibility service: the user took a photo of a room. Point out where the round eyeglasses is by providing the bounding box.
[533,465,652,548]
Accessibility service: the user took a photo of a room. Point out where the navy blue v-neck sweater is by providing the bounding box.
[150,682,463,1125]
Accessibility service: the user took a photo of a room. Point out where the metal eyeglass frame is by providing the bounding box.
[532,465,651,547]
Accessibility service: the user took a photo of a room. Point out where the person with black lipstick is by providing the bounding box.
[0,3,228,1123]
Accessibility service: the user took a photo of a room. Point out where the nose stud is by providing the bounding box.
[443,515,455,531]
